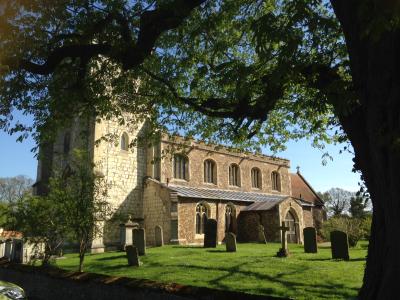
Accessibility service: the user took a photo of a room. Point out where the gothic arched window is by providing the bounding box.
[229,164,240,186]
[204,159,216,184]
[225,203,236,233]
[195,202,209,234]
[251,167,262,189]
[174,154,189,180]
[271,171,281,191]
[121,132,129,151]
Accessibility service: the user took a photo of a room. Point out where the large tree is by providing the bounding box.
[0,0,398,298]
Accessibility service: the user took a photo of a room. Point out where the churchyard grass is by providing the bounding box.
[56,242,367,299]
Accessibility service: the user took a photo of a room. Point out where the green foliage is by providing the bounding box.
[361,214,372,240]
[49,148,111,272]
[349,196,369,219]
[321,216,368,247]
[4,194,67,265]
[0,0,351,154]
[3,148,111,270]
[57,242,367,299]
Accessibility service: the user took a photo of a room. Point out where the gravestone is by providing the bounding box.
[133,228,146,256]
[4,240,12,259]
[125,245,140,267]
[155,225,163,247]
[257,225,267,244]
[119,215,139,250]
[11,240,23,263]
[303,227,318,253]
[225,232,237,252]
[204,219,217,248]
[330,230,349,260]
[276,222,290,257]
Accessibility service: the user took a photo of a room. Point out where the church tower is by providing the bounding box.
[34,114,148,252]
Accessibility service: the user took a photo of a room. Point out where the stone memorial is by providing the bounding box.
[155,225,164,247]
[4,240,12,259]
[204,219,217,248]
[225,232,237,252]
[119,215,139,251]
[330,230,349,260]
[11,240,23,263]
[125,245,140,267]
[276,222,290,257]
[258,224,267,244]
[133,228,146,256]
[303,227,318,253]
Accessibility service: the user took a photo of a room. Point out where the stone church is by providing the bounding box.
[34,114,325,252]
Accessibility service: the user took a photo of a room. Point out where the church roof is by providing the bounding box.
[290,172,324,206]
[241,199,285,211]
[168,185,288,204]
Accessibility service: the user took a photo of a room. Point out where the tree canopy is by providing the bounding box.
[0,0,349,153]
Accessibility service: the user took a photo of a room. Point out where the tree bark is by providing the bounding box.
[331,1,400,298]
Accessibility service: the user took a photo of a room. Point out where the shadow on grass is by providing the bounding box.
[148,260,360,299]
[304,257,365,262]
[97,255,127,261]
[171,246,203,249]
[206,250,226,253]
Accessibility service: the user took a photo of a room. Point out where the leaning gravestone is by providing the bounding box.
[133,228,146,256]
[303,227,318,253]
[225,232,237,252]
[330,230,349,260]
[155,225,164,247]
[125,245,140,267]
[257,224,267,244]
[204,219,217,248]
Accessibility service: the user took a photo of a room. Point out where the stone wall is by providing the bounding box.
[93,116,147,249]
[237,212,261,242]
[302,207,314,228]
[260,209,280,242]
[143,178,173,246]
[312,206,327,233]
[154,137,291,196]
[177,199,247,245]
[237,209,280,243]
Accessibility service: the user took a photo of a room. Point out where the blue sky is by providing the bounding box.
[0,116,361,193]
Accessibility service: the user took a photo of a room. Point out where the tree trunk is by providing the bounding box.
[331,1,400,298]
[79,239,86,272]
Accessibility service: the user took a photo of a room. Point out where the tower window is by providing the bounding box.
[204,159,216,184]
[174,154,189,180]
[271,171,281,191]
[121,132,129,151]
[229,164,240,186]
[251,168,262,189]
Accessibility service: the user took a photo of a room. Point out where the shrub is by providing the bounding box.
[321,216,365,247]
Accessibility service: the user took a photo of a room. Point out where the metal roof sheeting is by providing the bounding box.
[168,185,288,207]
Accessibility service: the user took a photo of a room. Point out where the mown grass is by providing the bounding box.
[56,242,368,299]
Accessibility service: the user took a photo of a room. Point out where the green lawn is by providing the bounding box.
[56,242,367,299]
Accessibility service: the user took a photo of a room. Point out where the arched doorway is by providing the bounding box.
[285,211,298,243]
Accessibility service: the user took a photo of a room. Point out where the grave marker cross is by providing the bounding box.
[277,221,290,257]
